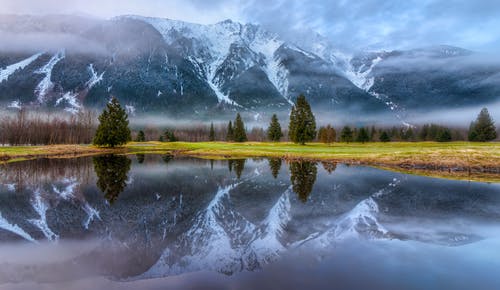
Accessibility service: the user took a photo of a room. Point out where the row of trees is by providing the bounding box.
[126,105,496,145]
[89,95,498,147]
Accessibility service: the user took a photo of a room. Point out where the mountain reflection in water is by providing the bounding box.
[0,155,498,290]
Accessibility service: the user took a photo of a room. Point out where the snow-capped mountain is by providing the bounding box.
[0,14,498,120]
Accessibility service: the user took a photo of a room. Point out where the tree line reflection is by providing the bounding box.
[91,155,337,204]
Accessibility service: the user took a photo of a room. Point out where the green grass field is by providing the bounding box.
[126,141,499,165]
[1,141,499,182]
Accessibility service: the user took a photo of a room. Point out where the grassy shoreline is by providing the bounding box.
[1,141,499,182]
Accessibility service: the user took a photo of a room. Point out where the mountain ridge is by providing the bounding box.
[0,14,498,123]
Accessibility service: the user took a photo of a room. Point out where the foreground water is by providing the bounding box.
[0,155,499,290]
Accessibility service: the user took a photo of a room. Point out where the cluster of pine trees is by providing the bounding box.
[225,113,248,142]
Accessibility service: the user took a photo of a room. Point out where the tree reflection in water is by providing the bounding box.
[321,161,337,174]
[228,159,246,179]
[136,154,145,164]
[93,155,131,204]
[289,160,317,203]
[268,158,282,179]
[162,154,173,164]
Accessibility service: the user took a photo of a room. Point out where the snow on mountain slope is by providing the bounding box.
[0,211,36,242]
[55,92,81,114]
[125,16,294,105]
[344,56,383,91]
[138,184,293,279]
[34,50,65,103]
[249,186,292,262]
[0,52,42,83]
[85,63,104,90]
[28,190,59,242]
[305,179,401,246]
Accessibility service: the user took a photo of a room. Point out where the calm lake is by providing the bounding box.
[0,155,499,290]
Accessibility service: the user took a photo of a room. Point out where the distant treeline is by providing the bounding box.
[0,100,497,145]
[0,109,96,145]
[130,123,475,143]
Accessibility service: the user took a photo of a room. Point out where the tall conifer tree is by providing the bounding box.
[469,108,497,141]
[267,114,283,142]
[233,113,247,142]
[226,121,234,141]
[93,97,131,147]
[209,123,216,141]
[288,95,316,145]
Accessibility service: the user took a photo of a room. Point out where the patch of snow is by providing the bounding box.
[289,45,317,59]
[82,202,101,230]
[4,183,16,192]
[28,190,58,241]
[187,56,240,106]
[344,56,382,91]
[55,92,81,114]
[125,105,136,116]
[0,212,36,242]
[0,53,42,83]
[250,38,292,105]
[85,64,104,89]
[250,187,292,260]
[7,101,21,110]
[52,177,78,200]
[34,51,65,103]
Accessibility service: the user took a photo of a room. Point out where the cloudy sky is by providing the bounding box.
[2,0,499,51]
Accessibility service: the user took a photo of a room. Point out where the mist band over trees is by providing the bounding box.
[0,94,497,146]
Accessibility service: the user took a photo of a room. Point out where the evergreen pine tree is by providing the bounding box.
[136,130,145,142]
[164,129,177,142]
[340,126,353,142]
[93,97,131,147]
[469,108,497,141]
[420,124,430,141]
[209,123,216,141]
[379,131,390,142]
[233,113,247,142]
[369,125,376,141]
[356,127,369,143]
[288,95,316,145]
[436,127,452,142]
[406,127,415,141]
[226,121,234,141]
[267,114,283,142]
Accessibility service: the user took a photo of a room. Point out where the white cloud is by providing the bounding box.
[1,0,499,51]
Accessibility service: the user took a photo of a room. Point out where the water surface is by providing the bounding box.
[0,155,499,289]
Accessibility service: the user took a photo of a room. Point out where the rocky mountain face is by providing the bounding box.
[0,14,498,121]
